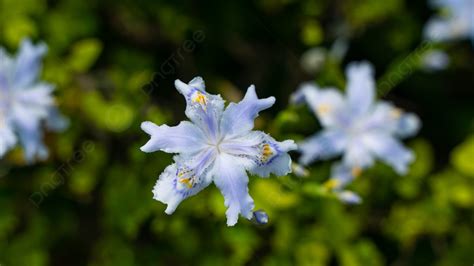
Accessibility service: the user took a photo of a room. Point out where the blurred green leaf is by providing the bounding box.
[68,39,103,72]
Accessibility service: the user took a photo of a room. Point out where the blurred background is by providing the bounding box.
[0,0,473,265]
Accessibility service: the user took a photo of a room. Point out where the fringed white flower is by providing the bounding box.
[141,77,296,226]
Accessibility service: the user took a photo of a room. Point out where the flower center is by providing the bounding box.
[208,137,224,153]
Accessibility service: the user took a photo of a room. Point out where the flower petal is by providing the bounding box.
[213,153,254,226]
[343,138,375,169]
[153,148,216,214]
[175,77,224,141]
[336,191,362,205]
[15,120,48,162]
[0,48,13,93]
[328,162,358,190]
[220,85,275,137]
[10,83,54,125]
[395,113,421,139]
[0,121,17,157]
[292,83,348,127]
[345,61,375,117]
[140,121,206,154]
[362,102,421,138]
[362,133,415,175]
[13,38,47,88]
[298,129,347,165]
[249,139,296,178]
[220,131,297,178]
[45,106,69,132]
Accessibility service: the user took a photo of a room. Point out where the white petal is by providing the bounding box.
[153,148,216,214]
[329,162,358,190]
[45,106,69,132]
[362,133,415,175]
[0,122,17,157]
[343,138,375,169]
[15,119,48,162]
[175,77,224,141]
[421,50,450,71]
[362,102,420,138]
[140,121,206,154]
[13,38,47,88]
[293,83,349,128]
[11,83,54,124]
[0,47,14,75]
[213,153,254,226]
[220,85,275,137]
[220,131,297,178]
[298,129,347,165]
[345,61,375,117]
[395,113,421,139]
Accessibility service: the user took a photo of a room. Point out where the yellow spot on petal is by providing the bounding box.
[178,177,194,189]
[261,143,275,163]
[192,92,207,106]
[317,104,331,114]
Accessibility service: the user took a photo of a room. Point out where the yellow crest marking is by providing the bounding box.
[317,104,331,115]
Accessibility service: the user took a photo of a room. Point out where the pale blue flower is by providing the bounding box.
[141,77,296,226]
[424,0,474,43]
[300,38,349,74]
[421,49,450,71]
[0,38,67,162]
[292,61,421,190]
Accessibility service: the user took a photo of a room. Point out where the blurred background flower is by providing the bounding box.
[0,38,68,162]
[0,0,473,265]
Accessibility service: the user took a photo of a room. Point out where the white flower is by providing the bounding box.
[292,61,421,191]
[424,0,474,43]
[141,77,296,226]
[0,38,67,162]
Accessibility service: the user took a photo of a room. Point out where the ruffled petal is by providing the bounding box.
[290,82,318,105]
[298,129,347,165]
[220,131,297,178]
[140,120,206,154]
[249,139,296,178]
[213,153,254,226]
[152,148,216,214]
[292,83,348,127]
[345,61,375,117]
[175,77,224,141]
[220,85,275,137]
[13,38,47,88]
[362,133,415,175]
